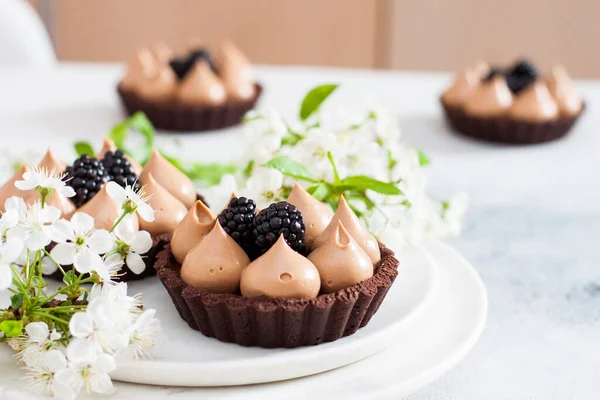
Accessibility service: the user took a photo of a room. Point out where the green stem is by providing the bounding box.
[109,210,131,233]
[35,312,69,325]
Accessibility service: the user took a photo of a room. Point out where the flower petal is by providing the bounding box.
[88,230,114,254]
[14,178,37,191]
[73,248,103,274]
[69,313,94,339]
[90,372,114,395]
[94,353,117,374]
[52,380,77,400]
[137,203,155,222]
[51,243,76,265]
[5,196,27,216]
[66,338,96,365]
[42,349,67,371]
[125,252,145,275]
[130,231,152,254]
[38,205,61,223]
[58,185,76,198]
[25,322,49,342]
[41,256,59,275]
[2,237,24,263]
[106,181,127,204]
[70,212,94,236]
[51,219,75,243]
[0,265,12,290]
[26,230,51,251]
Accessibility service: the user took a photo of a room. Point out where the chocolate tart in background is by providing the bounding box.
[154,185,400,348]
[117,41,262,132]
[440,60,584,144]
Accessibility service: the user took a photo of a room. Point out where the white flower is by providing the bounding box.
[24,349,76,400]
[16,322,62,367]
[113,223,152,275]
[204,173,237,210]
[0,236,23,290]
[94,253,125,284]
[89,281,141,315]
[0,203,19,238]
[50,212,114,275]
[244,167,285,208]
[7,199,60,251]
[129,309,161,359]
[15,165,75,198]
[106,181,155,223]
[54,348,115,397]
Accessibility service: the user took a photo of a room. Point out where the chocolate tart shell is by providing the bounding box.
[117,83,263,132]
[154,242,399,348]
[441,98,584,144]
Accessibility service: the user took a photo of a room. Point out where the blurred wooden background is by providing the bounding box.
[28,0,600,78]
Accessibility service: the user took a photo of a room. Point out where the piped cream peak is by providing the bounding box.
[140,149,197,209]
[308,222,373,293]
[312,195,380,264]
[171,200,216,264]
[241,235,320,299]
[77,184,139,232]
[178,60,226,105]
[138,173,188,236]
[287,182,333,248]
[218,40,255,100]
[39,148,66,172]
[180,220,249,293]
[509,81,559,122]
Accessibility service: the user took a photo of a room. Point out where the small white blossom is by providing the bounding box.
[113,223,152,275]
[15,322,62,367]
[50,212,114,275]
[94,253,125,284]
[7,199,60,251]
[15,165,75,198]
[129,309,161,359]
[244,167,285,208]
[106,182,155,223]
[54,348,116,397]
[24,349,75,400]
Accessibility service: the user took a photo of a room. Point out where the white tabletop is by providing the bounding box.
[0,63,599,400]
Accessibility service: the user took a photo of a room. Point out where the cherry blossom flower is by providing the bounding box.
[113,223,152,275]
[54,347,116,397]
[94,254,125,284]
[106,181,155,223]
[50,212,113,275]
[7,199,60,251]
[0,236,23,290]
[15,165,75,198]
[24,349,76,400]
[244,167,285,208]
[129,309,161,358]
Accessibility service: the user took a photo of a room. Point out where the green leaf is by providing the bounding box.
[242,114,264,123]
[0,320,23,338]
[129,112,155,150]
[307,182,332,201]
[416,148,431,166]
[243,160,255,178]
[74,141,95,157]
[109,121,128,149]
[281,132,305,147]
[387,150,397,170]
[186,162,238,186]
[10,293,24,310]
[262,156,317,183]
[327,152,340,184]
[11,160,22,173]
[299,84,339,121]
[108,112,156,164]
[338,175,403,195]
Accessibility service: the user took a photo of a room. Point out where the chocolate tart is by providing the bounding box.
[117,83,263,132]
[155,242,399,348]
[441,99,585,145]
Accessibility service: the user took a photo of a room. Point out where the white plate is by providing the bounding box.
[0,240,486,400]
[111,242,438,386]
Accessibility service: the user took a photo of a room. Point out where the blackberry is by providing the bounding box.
[100,150,141,192]
[64,155,107,207]
[506,59,538,94]
[218,197,257,255]
[169,48,217,80]
[252,201,306,256]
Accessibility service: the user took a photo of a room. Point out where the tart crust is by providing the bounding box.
[155,241,399,348]
[117,83,263,132]
[441,97,584,144]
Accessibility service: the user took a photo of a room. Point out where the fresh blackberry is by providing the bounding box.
[252,201,306,256]
[218,197,257,255]
[506,59,538,94]
[100,150,141,191]
[169,48,217,80]
[64,155,107,207]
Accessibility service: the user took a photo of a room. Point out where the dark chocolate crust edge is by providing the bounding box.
[117,83,263,132]
[154,242,400,348]
[440,98,584,144]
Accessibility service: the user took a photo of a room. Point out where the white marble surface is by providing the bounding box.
[0,63,599,399]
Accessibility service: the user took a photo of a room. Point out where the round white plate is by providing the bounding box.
[111,242,438,386]
[0,239,486,400]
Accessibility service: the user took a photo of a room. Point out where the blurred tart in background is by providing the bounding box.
[441,59,584,144]
[117,40,262,132]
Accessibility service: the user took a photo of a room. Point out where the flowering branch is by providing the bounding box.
[0,166,161,400]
